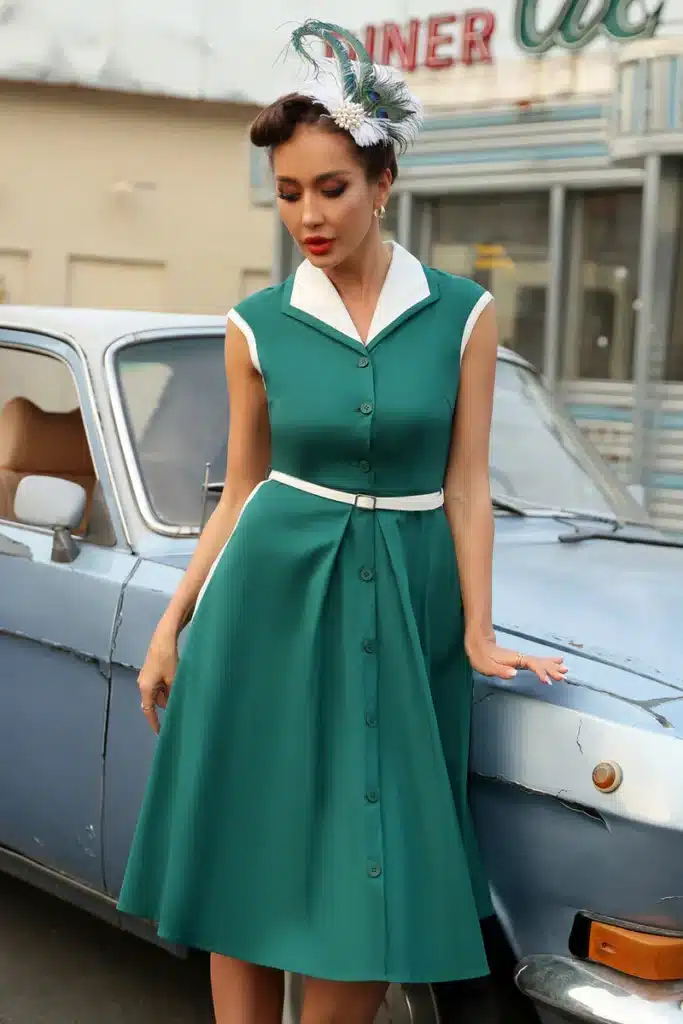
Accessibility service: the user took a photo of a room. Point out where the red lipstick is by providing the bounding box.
[304,236,333,256]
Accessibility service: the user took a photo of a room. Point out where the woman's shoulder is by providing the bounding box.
[424,265,492,310]
[230,279,288,322]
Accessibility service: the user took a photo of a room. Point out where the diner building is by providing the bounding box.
[254,4,683,530]
[2,0,683,525]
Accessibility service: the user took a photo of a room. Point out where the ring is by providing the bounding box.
[515,652,525,669]
[140,702,155,712]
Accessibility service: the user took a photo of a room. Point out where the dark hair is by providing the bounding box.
[250,93,398,183]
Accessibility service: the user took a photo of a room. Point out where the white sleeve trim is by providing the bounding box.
[460,291,493,363]
[227,308,261,375]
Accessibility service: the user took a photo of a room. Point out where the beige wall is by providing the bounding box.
[0,82,273,313]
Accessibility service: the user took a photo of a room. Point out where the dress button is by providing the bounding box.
[362,638,375,653]
[365,712,377,727]
[368,862,382,878]
[360,567,374,582]
[359,459,371,473]
[366,789,379,804]
[359,402,373,415]
[357,356,370,368]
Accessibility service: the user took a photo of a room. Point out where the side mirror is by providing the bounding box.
[14,475,86,563]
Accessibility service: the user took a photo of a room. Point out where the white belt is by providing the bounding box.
[269,470,444,511]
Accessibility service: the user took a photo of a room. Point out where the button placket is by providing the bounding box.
[354,350,375,486]
[358,499,383,897]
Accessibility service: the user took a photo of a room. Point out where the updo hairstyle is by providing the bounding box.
[250,93,398,184]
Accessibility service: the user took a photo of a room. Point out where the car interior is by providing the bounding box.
[0,395,96,533]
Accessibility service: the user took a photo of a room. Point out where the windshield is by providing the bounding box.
[114,335,644,529]
[491,359,645,521]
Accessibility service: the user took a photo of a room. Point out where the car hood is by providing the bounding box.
[492,517,683,696]
[146,518,683,698]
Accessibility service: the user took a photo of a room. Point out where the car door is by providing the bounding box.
[0,330,135,891]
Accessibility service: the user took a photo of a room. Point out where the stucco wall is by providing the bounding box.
[0,81,273,312]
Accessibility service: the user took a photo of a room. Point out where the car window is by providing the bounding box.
[115,335,228,528]
[0,345,114,545]
[113,333,644,532]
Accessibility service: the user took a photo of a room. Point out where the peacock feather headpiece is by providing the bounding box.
[289,20,423,152]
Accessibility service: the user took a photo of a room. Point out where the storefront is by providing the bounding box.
[252,4,683,531]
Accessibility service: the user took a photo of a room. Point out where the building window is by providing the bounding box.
[430,193,550,371]
[562,190,641,382]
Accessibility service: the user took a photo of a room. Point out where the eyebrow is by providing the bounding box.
[275,170,350,185]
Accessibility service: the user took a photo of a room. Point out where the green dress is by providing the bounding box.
[117,243,494,984]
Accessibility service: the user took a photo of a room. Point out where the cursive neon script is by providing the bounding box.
[515,0,665,53]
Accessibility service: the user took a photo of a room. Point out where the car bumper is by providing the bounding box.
[515,953,683,1023]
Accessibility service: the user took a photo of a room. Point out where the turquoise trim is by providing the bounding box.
[402,143,607,168]
[567,404,683,431]
[567,404,631,423]
[422,104,603,133]
[645,472,683,491]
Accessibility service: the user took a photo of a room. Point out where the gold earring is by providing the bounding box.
[374,205,387,221]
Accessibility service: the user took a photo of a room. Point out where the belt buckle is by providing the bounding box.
[354,492,377,511]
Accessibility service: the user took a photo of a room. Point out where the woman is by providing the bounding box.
[117,21,567,1024]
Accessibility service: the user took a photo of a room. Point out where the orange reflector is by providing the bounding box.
[588,920,683,981]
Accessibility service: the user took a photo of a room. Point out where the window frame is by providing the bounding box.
[0,329,127,547]
[104,326,227,538]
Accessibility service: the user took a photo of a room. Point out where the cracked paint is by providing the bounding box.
[562,677,675,728]
[0,628,99,665]
[576,720,584,754]
[497,624,683,695]
[474,676,679,729]
[108,557,141,667]
[76,824,98,859]
[473,772,609,826]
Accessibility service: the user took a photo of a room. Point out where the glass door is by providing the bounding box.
[429,193,551,371]
[562,190,641,383]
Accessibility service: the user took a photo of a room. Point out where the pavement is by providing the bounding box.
[0,873,212,1023]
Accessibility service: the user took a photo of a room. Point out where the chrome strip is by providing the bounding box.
[0,332,131,548]
[104,326,226,538]
[515,953,683,1023]
[544,184,566,394]
[632,153,662,493]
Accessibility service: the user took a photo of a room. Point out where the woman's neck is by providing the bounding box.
[324,232,393,306]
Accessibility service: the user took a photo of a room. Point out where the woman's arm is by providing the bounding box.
[444,302,566,686]
[139,318,271,731]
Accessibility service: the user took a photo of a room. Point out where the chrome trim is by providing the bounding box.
[631,152,662,492]
[515,954,683,1023]
[544,184,566,394]
[0,331,131,548]
[104,326,226,538]
[381,983,441,1023]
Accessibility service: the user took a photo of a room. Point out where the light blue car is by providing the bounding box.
[1,305,682,1024]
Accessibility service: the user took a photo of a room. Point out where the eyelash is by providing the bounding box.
[277,184,347,202]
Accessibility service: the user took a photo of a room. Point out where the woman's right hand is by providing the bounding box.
[138,623,179,734]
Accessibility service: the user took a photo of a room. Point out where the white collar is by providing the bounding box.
[289,241,431,344]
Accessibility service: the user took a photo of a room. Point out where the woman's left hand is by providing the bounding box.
[466,635,568,685]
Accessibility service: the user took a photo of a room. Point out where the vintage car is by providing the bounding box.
[1,305,682,1024]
